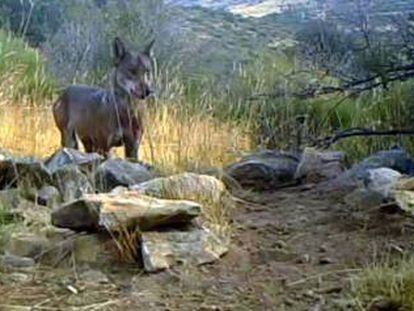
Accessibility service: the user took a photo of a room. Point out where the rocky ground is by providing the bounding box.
[1,184,414,310]
[1,147,414,310]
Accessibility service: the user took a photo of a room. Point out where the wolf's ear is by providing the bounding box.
[143,39,155,57]
[113,37,127,64]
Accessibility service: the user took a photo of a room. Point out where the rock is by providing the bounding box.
[226,150,299,190]
[141,226,228,272]
[0,157,52,190]
[355,147,414,176]
[344,168,401,208]
[131,173,227,204]
[45,148,104,174]
[22,185,61,207]
[318,257,334,265]
[94,158,154,192]
[36,185,61,207]
[80,269,110,284]
[40,228,116,266]
[72,234,118,265]
[294,147,345,183]
[6,233,50,260]
[52,166,93,202]
[317,147,410,197]
[51,192,201,232]
[0,254,35,268]
[295,254,311,264]
[392,178,414,215]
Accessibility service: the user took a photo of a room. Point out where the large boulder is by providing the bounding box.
[141,226,228,272]
[51,192,201,232]
[130,173,227,204]
[94,159,154,192]
[295,147,345,183]
[226,150,299,190]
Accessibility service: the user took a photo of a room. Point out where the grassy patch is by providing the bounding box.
[350,256,414,310]
[0,30,56,104]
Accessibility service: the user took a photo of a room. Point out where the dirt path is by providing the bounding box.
[1,187,414,310]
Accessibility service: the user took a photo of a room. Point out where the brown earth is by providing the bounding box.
[1,186,413,311]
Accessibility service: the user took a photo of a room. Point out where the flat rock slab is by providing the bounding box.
[52,192,201,232]
[131,172,227,204]
[141,227,228,272]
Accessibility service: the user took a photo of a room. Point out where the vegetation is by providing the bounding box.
[0,1,413,167]
[351,256,414,310]
[3,2,414,309]
[0,30,55,104]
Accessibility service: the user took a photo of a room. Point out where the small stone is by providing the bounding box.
[37,185,61,207]
[80,269,109,284]
[274,240,288,249]
[319,257,334,265]
[319,245,327,253]
[296,254,311,264]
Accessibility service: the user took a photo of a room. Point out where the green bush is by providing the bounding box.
[0,30,56,104]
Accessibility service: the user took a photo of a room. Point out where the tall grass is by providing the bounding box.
[1,32,414,169]
[0,30,56,104]
[350,256,414,310]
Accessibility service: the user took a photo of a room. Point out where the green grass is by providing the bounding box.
[0,30,56,104]
[350,256,414,310]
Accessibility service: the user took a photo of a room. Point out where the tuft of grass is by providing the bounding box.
[350,256,414,310]
[0,31,56,104]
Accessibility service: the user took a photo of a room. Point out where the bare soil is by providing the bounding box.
[1,186,414,310]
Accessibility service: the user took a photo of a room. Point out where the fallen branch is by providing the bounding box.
[249,63,414,100]
[314,128,414,149]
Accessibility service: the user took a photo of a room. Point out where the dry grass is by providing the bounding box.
[0,104,253,173]
[350,256,414,310]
